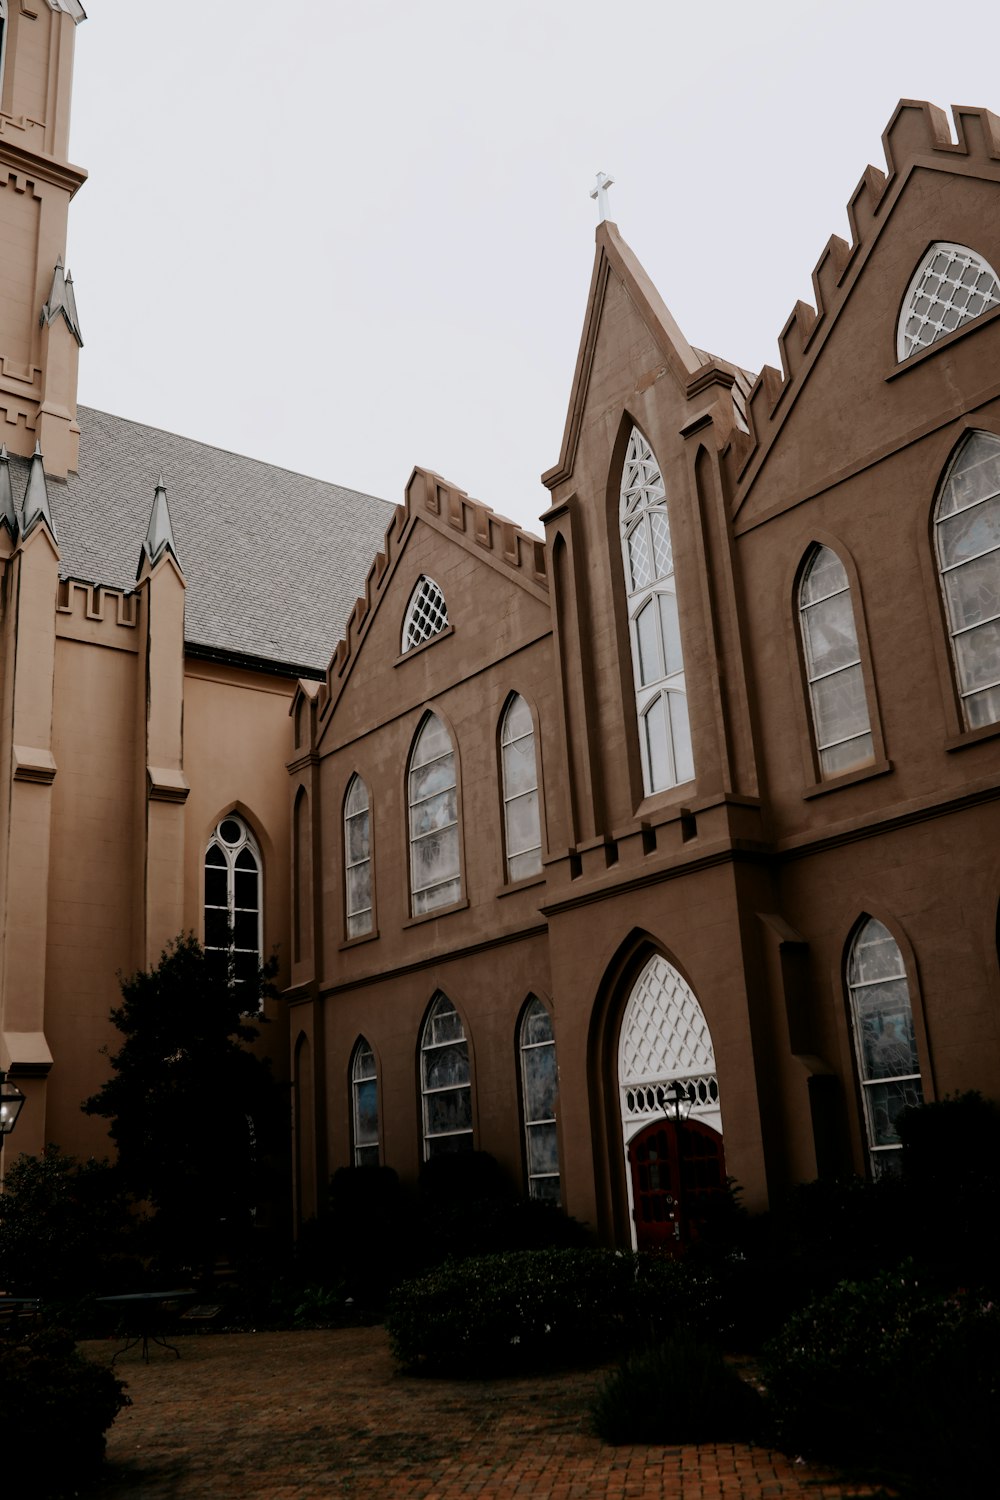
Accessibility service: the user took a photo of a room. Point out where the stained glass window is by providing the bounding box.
[500,694,542,882]
[897,243,1000,361]
[847,918,924,1175]
[519,997,559,1202]
[934,430,1000,729]
[402,575,449,652]
[420,993,473,1157]
[798,545,875,777]
[204,814,262,997]
[619,427,693,794]
[344,774,373,938]
[351,1038,379,1167]
[408,713,461,915]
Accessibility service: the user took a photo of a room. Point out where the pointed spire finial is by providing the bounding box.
[590,171,615,223]
[138,476,181,578]
[40,258,83,346]
[0,444,17,539]
[21,443,58,542]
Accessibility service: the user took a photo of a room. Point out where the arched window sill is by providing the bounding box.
[403,896,469,929]
[393,624,455,666]
[944,720,1000,752]
[339,927,379,952]
[885,302,1000,380]
[801,757,892,800]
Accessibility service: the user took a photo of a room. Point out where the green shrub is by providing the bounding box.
[385,1247,723,1376]
[591,1332,765,1445]
[762,1265,1000,1495]
[0,1325,129,1493]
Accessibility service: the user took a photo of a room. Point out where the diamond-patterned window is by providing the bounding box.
[798,545,875,778]
[402,575,449,652]
[351,1037,380,1167]
[897,242,1000,361]
[619,427,693,794]
[618,954,720,1134]
[934,430,1000,730]
[847,919,924,1177]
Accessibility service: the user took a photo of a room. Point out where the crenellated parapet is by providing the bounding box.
[321,466,548,720]
[56,575,139,650]
[727,100,1000,493]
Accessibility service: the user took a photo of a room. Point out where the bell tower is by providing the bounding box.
[0,1,86,478]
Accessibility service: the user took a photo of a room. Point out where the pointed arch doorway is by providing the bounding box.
[618,954,726,1252]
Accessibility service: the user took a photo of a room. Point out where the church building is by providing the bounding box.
[3,6,1000,1249]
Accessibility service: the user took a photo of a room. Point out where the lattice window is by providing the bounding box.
[897,243,1000,361]
[519,997,559,1203]
[934,430,1000,730]
[402,575,449,652]
[351,1038,379,1167]
[420,992,473,1157]
[500,694,542,882]
[619,427,693,794]
[408,712,461,915]
[847,919,924,1176]
[204,814,262,996]
[344,774,373,938]
[798,546,875,777]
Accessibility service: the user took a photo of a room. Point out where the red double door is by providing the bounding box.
[627,1117,726,1252]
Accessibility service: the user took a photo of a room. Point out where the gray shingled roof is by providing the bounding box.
[9,407,395,676]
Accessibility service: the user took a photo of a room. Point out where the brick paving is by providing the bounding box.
[80,1327,888,1498]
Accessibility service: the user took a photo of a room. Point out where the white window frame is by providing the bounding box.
[344,774,373,938]
[401,575,449,653]
[934,430,1000,730]
[897,242,1000,361]
[619,427,694,795]
[518,997,560,1202]
[500,694,542,883]
[407,712,461,916]
[420,992,473,1158]
[847,918,925,1177]
[350,1038,380,1167]
[798,545,875,778]
[204,814,263,999]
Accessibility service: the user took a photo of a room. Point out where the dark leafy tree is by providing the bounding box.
[82,934,283,1276]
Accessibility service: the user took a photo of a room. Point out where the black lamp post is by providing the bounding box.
[662,1080,692,1244]
[0,1068,26,1142]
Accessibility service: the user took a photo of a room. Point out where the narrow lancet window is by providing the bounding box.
[344,774,373,938]
[420,993,473,1157]
[798,545,874,777]
[204,814,262,993]
[519,998,559,1202]
[408,713,461,915]
[847,919,924,1176]
[351,1038,380,1167]
[934,430,1000,729]
[620,427,693,794]
[500,694,542,882]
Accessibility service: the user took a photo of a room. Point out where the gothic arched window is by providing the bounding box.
[798,545,874,777]
[204,814,262,993]
[897,243,1000,361]
[500,694,542,882]
[619,427,693,794]
[350,1038,380,1167]
[402,575,449,652]
[847,918,925,1176]
[934,430,1000,729]
[518,997,559,1202]
[420,992,473,1157]
[408,712,461,915]
[344,774,373,938]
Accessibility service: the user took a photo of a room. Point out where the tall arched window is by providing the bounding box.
[344,774,373,938]
[402,575,449,652]
[518,997,559,1202]
[798,545,874,777]
[408,712,461,915]
[620,426,693,794]
[350,1038,380,1167]
[934,430,1000,729]
[0,6,8,105]
[500,694,542,882]
[847,918,925,1176]
[204,814,262,993]
[897,243,1000,361]
[420,992,473,1157]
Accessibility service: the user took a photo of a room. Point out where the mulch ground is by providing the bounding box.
[79,1326,890,1498]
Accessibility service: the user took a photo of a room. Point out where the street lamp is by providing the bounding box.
[0,1069,26,1139]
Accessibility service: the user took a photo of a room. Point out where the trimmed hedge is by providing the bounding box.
[385,1247,723,1376]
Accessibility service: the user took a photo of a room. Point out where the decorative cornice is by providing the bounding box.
[12,745,56,784]
[0,140,88,197]
[147,766,190,804]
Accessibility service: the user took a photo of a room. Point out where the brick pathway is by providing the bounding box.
[80,1327,887,1498]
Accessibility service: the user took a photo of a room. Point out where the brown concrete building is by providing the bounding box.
[2,9,998,1249]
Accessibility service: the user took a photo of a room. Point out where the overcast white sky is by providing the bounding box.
[66,1,1000,535]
